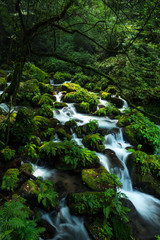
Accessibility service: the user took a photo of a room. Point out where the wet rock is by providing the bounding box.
[110,97,124,108]
[39,218,56,239]
[104,149,124,170]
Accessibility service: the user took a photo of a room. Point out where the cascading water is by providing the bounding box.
[33,84,160,239]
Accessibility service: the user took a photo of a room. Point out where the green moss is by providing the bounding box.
[82,167,121,191]
[101,92,111,100]
[61,82,81,92]
[1,168,19,191]
[23,62,49,83]
[53,101,68,109]
[20,163,33,173]
[0,77,7,90]
[39,82,53,94]
[56,128,72,141]
[54,72,72,84]
[67,192,105,215]
[94,104,120,117]
[75,120,99,137]
[82,134,105,152]
[17,79,40,104]
[36,104,53,118]
[34,115,50,131]
[106,85,119,94]
[75,102,90,113]
[65,119,77,128]
[0,146,15,162]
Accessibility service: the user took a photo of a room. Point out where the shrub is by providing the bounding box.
[0,195,45,240]
[0,146,15,162]
[18,143,39,161]
[35,104,53,118]
[1,168,19,191]
[54,72,72,84]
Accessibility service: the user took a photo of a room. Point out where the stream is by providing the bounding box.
[1,79,160,239]
[31,82,160,239]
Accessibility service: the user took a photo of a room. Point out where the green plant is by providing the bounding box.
[37,180,58,210]
[0,194,45,240]
[18,143,39,161]
[88,119,99,132]
[1,168,19,191]
[54,72,72,84]
[82,133,105,152]
[0,146,15,161]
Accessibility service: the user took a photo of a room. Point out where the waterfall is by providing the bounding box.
[32,85,160,239]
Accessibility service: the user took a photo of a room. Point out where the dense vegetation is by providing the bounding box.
[0,0,160,239]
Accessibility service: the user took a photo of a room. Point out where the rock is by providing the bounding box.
[110,97,124,108]
[104,149,124,170]
[53,101,68,109]
[82,134,105,152]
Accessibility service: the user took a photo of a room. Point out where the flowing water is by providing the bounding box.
[33,84,160,239]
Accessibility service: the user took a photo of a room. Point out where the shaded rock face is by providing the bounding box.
[104,149,124,170]
[127,154,160,199]
[110,97,124,108]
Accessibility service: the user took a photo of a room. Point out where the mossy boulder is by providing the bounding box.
[22,62,49,83]
[82,134,105,152]
[82,167,121,191]
[17,79,40,105]
[0,77,7,90]
[54,72,72,84]
[55,128,72,141]
[32,93,53,107]
[20,163,33,174]
[127,150,160,198]
[94,105,120,118]
[35,104,53,118]
[11,108,36,143]
[39,82,53,94]
[61,82,81,92]
[65,119,77,128]
[53,101,68,109]
[67,192,105,215]
[1,168,19,191]
[34,115,50,131]
[101,92,111,100]
[74,102,90,113]
[110,97,124,108]
[64,88,99,111]
[75,120,99,138]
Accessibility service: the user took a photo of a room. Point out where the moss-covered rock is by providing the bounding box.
[35,104,53,118]
[64,88,99,111]
[11,108,36,143]
[53,101,68,109]
[1,168,19,191]
[17,79,40,105]
[56,128,72,141]
[61,82,81,92]
[0,77,7,90]
[54,72,72,84]
[65,119,77,128]
[34,115,50,131]
[94,104,120,118]
[75,120,99,138]
[20,163,33,173]
[32,93,53,107]
[74,102,90,113]
[67,192,105,215]
[127,150,160,198]
[101,92,111,100]
[82,134,105,152]
[22,62,49,83]
[39,82,53,94]
[82,167,121,191]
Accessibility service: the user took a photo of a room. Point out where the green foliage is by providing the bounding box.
[125,109,160,154]
[101,92,111,100]
[38,82,53,94]
[20,163,33,174]
[0,195,45,240]
[94,103,120,117]
[18,143,39,161]
[42,128,55,140]
[79,102,90,113]
[40,141,64,161]
[98,223,113,240]
[11,108,36,143]
[1,168,19,191]
[88,119,99,132]
[36,180,58,210]
[82,133,105,152]
[0,146,15,162]
[23,62,49,83]
[34,115,50,131]
[32,93,53,107]
[56,128,72,141]
[53,72,72,84]
[0,76,7,90]
[36,104,53,118]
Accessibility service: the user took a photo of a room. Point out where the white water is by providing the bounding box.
[33,84,160,239]
[41,200,90,240]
